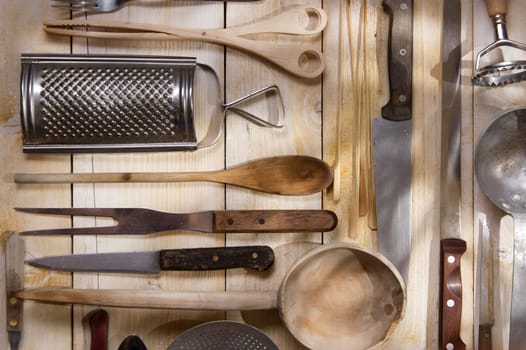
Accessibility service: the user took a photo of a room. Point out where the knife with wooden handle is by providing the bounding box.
[88,310,109,350]
[439,0,465,348]
[5,233,24,350]
[373,0,413,283]
[27,246,275,273]
[440,239,466,350]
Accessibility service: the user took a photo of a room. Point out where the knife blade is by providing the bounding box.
[5,233,24,350]
[439,0,465,348]
[27,246,274,273]
[373,0,413,282]
[478,218,493,350]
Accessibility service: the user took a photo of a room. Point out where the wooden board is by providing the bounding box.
[1,0,525,349]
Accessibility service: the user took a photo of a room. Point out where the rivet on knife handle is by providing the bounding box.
[440,238,466,350]
[160,246,274,272]
[381,0,413,121]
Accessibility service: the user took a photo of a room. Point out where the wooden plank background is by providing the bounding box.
[1,0,525,349]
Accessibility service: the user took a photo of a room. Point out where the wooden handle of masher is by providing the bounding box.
[16,289,278,311]
[486,0,507,17]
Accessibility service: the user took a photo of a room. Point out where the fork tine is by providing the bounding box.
[19,226,122,236]
[15,207,119,218]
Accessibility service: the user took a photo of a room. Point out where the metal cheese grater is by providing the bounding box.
[20,54,284,153]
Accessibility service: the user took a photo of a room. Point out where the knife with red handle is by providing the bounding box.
[440,238,466,350]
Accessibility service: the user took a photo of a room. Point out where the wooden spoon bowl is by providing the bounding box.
[279,243,405,350]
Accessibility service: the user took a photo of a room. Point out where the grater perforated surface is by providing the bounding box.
[21,55,198,152]
[167,321,279,350]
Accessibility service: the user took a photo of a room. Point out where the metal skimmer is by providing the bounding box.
[20,54,284,152]
[166,321,279,350]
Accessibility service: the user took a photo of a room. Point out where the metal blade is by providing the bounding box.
[27,251,161,274]
[478,217,493,349]
[373,118,412,282]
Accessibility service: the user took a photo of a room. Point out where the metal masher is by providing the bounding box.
[20,54,284,153]
[166,320,279,350]
[472,0,526,86]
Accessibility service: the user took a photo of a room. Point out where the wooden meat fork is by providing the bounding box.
[16,208,338,236]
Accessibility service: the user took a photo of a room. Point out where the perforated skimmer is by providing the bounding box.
[166,321,279,350]
[20,54,284,152]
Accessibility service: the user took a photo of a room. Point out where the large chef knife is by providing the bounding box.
[27,246,274,273]
[439,0,466,349]
[5,233,24,350]
[373,0,413,282]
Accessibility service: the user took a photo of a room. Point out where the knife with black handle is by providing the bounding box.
[27,246,275,274]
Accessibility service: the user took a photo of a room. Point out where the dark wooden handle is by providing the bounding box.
[478,324,492,350]
[440,238,466,350]
[160,246,274,272]
[486,0,507,17]
[213,210,337,232]
[381,0,413,121]
[89,309,109,350]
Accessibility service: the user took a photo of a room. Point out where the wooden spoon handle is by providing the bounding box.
[17,289,278,311]
[486,0,507,17]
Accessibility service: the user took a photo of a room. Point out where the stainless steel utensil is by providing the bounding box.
[475,106,526,349]
[16,208,337,236]
[51,0,257,13]
[17,243,405,350]
[472,0,526,86]
[373,0,413,282]
[166,321,279,350]
[43,5,327,78]
[478,218,494,350]
[20,54,284,153]
[27,245,275,273]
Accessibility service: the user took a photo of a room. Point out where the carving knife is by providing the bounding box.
[439,0,466,348]
[373,0,413,282]
[26,246,274,273]
[5,233,24,350]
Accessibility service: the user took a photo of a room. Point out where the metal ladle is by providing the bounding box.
[474,106,526,349]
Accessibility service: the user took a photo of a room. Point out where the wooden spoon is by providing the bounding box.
[15,155,333,196]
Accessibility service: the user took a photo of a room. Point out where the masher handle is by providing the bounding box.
[486,0,507,17]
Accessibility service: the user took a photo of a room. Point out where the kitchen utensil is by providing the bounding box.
[87,309,109,350]
[20,54,284,153]
[472,0,526,86]
[27,245,275,273]
[51,0,258,14]
[5,233,24,350]
[440,239,466,350]
[15,155,333,196]
[474,106,526,349]
[166,320,279,350]
[478,218,494,350]
[118,335,147,350]
[17,243,406,350]
[439,0,466,348]
[373,0,413,282]
[43,5,327,78]
[16,208,337,235]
